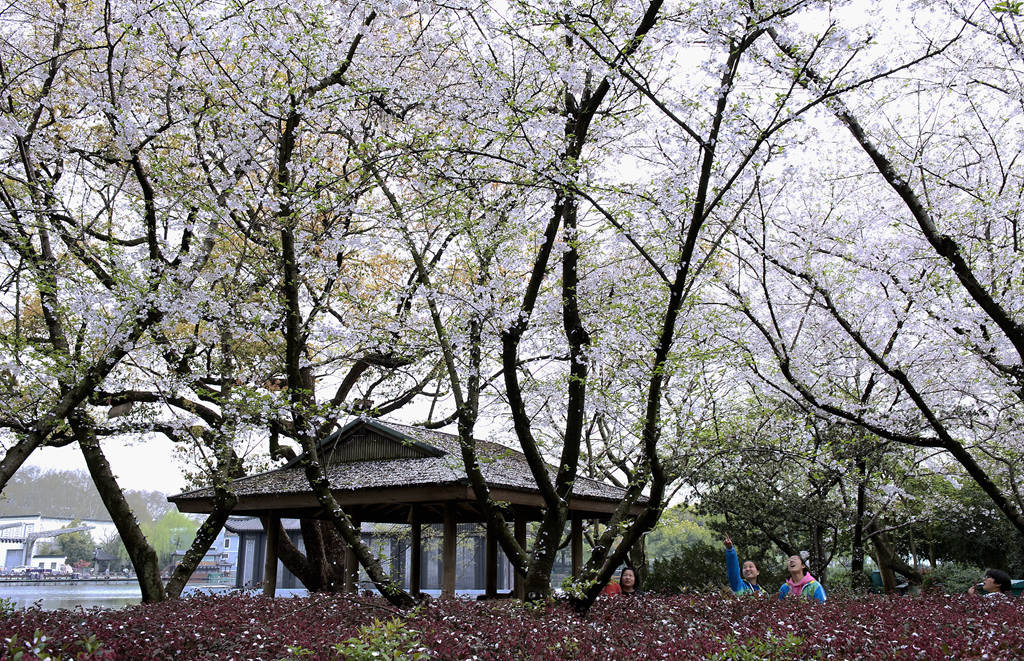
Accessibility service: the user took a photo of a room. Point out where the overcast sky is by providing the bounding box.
[26,436,185,495]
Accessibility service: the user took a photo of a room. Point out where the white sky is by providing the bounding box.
[25,435,185,495]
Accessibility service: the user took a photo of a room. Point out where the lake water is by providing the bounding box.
[0,581,482,611]
[0,581,249,610]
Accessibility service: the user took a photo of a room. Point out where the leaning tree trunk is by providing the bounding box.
[275,520,319,591]
[75,415,165,602]
[867,519,922,592]
[870,548,897,593]
[164,485,237,598]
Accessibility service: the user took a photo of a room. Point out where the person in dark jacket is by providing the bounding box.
[724,534,765,595]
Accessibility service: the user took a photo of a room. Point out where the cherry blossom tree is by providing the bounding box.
[722,1,1024,550]
[0,0,235,600]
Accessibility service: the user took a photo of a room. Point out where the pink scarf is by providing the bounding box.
[784,572,816,597]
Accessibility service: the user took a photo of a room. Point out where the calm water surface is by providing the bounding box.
[0,582,246,610]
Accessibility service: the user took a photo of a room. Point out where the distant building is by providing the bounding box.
[0,514,117,569]
[30,554,68,571]
[168,526,238,582]
[212,525,239,571]
[92,548,120,573]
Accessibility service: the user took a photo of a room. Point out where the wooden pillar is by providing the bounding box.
[344,518,360,594]
[262,513,280,597]
[485,521,498,598]
[571,516,583,577]
[442,505,457,597]
[514,515,526,599]
[410,509,422,597]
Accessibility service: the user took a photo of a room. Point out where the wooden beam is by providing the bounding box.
[262,513,280,597]
[485,520,498,597]
[410,508,422,597]
[571,517,583,577]
[442,504,457,597]
[514,516,526,600]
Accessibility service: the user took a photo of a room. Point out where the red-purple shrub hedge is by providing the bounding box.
[2,591,1023,660]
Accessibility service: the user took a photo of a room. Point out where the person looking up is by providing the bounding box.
[777,552,826,603]
[724,534,765,595]
[968,569,1012,597]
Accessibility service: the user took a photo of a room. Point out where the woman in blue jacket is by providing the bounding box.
[724,534,766,595]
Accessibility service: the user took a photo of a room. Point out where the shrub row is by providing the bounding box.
[2,591,1023,660]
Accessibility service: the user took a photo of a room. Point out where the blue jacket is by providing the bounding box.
[726,547,765,595]
[777,576,826,603]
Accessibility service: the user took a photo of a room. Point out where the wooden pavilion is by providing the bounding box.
[169,418,642,598]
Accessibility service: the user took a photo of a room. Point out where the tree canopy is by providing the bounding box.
[2,0,1023,606]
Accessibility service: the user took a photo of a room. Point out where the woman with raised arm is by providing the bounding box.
[724,534,765,596]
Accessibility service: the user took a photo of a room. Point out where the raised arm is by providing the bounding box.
[724,535,742,593]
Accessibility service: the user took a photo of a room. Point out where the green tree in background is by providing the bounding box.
[645,505,719,562]
[57,520,95,565]
[143,512,200,567]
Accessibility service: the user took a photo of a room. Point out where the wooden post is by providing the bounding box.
[571,517,583,578]
[410,509,422,597]
[442,505,457,597]
[514,515,526,600]
[485,520,498,598]
[344,518,359,594]
[262,513,280,598]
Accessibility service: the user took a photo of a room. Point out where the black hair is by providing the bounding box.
[619,566,638,589]
[985,568,1012,593]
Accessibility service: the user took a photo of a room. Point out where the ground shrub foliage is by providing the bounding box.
[2,592,1023,659]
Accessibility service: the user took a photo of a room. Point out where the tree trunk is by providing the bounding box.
[628,535,648,589]
[867,518,921,591]
[811,524,826,583]
[276,519,350,593]
[294,445,413,606]
[165,488,236,598]
[870,548,897,593]
[850,460,869,591]
[0,437,45,496]
[275,520,319,591]
[165,442,242,598]
[76,416,165,602]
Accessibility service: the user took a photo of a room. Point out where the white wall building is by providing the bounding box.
[0,514,117,568]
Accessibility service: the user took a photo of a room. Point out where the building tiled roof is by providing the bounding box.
[225,517,302,533]
[171,419,632,504]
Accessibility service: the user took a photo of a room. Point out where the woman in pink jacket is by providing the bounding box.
[777,553,826,603]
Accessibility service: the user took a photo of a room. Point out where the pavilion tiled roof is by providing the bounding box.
[170,419,632,504]
[224,517,297,533]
